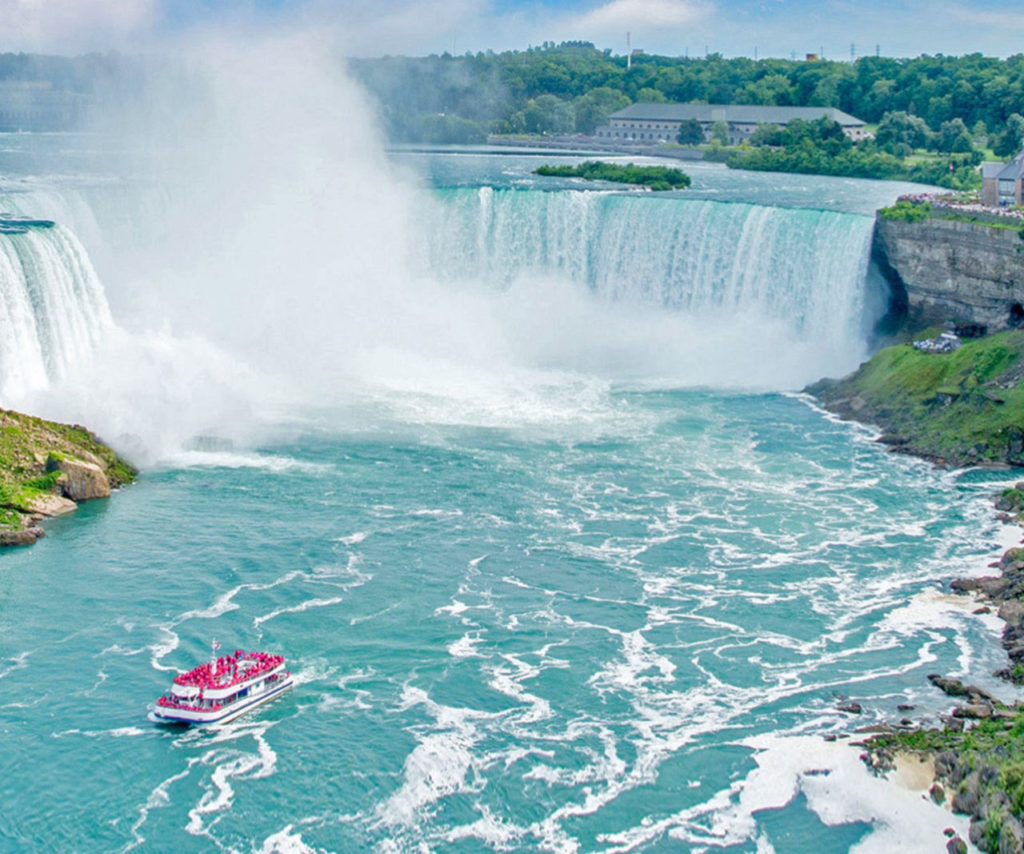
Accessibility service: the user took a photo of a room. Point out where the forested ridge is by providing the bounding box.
[349,44,1024,154]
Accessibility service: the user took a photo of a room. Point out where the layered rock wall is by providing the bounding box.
[873,216,1024,332]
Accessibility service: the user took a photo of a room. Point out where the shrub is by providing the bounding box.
[878,201,931,223]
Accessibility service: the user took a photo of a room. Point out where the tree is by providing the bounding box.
[523,94,575,134]
[875,111,931,154]
[749,123,784,146]
[711,119,729,144]
[635,87,666,103]
[993,113,1024,157]
[935,118,974,154]
[573,86,630,133]
[676,118,704,145]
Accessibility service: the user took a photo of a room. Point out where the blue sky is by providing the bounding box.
[4,0,1024,59]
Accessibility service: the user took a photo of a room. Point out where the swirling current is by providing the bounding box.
[0,149,1017,853]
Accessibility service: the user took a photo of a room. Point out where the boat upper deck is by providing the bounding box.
[171,651,284,699]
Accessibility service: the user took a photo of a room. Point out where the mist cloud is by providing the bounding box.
[0,0,159,51]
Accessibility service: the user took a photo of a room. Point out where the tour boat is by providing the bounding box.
[149,644,293,725]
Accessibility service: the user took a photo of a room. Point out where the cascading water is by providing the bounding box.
[0,177,884,440]
[0,47,999,852]
[0,222,112,401]
[421,188,877,351]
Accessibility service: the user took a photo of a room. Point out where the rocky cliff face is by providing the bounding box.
[874,217,1024,333]
[0,409,136,547]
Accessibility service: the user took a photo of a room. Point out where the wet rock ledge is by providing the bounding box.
[0,408,136,547]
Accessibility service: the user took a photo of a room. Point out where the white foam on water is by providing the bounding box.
[292,659,340,687]
[258,825,316,854]
[488,655,554,726]
[157,450,331,475]
[376,685,496,828]
[349,603,398,625]
[442,804,527,850]
[149,626,180,672]
[64,726,149,739]
[435,599,470,617]
[409,507,464,518]
[185,722,279,838]
[447,633,486,659]
[312,556,372,588]
[0,650,31,680]
[100,643,148,658]
[597,735,971,852]
[253,596,345,629]
[174,569,306,625]
[335,530,370,546]
[124,763,198,852]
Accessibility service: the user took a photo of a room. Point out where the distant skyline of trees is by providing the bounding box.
[349,44,1024,153]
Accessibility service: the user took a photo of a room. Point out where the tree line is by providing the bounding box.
[348,44,1024,154]
[718,116,985,189]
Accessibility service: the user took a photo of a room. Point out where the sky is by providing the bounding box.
[2,0,1023,60]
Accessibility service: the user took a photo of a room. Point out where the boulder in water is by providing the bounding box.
[0,528,43,546]
[21,491,77,516]
[46,454,111,501]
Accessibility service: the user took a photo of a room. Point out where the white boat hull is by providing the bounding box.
[150,675,294,726]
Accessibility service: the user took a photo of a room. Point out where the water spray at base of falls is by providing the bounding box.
[0,35,885,459]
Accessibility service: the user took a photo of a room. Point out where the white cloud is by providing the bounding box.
[0,0,160,50]
[573,0,707,32]
[319,0,491,55]
[945,2,1024,31]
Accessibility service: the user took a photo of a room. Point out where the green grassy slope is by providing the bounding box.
[810,331,1024,466]
[0,408,136,534]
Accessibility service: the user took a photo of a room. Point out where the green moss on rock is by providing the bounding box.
[0,408,136,539]
[868,709,1024,851]
[809,330,1024,466]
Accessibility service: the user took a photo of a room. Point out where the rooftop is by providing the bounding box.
[608,103,865,127]
[996,148,1024,182]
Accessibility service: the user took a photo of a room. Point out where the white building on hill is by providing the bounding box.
[596,103,870,145]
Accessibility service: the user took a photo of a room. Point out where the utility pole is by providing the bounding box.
[850,43,855,60]
[876,43,880,57]
[627,31,632,69]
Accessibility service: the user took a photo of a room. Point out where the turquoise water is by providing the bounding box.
[0,389,1015,851]
[0,141,1015,852]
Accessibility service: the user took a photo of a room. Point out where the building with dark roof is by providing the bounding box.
[595,103,869,145]
[0,81,86,132]
[982,148,1024,206]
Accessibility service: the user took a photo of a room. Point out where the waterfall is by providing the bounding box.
[0,181,881,415]
[420,188,878,348]
[0,223,113,401]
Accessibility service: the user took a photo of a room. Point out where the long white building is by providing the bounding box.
[596,103,870,145]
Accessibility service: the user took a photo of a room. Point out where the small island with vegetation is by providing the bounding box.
[0,408,136,547]
[534,161,691,191]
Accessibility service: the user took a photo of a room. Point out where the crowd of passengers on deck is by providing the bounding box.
[173,651,284,689]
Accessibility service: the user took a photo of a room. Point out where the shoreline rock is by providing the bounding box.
[808,328,1024,469]
[811,340,1024,849]
[0,408,136,548]
[859,488,1024,852]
